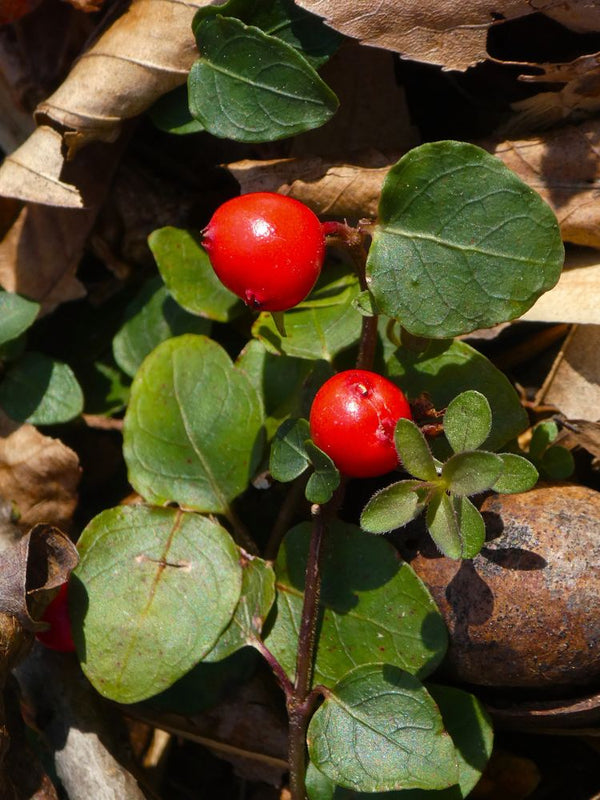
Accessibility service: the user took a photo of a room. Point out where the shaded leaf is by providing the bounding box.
[71,505,242,703]
[270,418,311,483]
[493,454,538,494]
[264,522,447,686]
[367,142,564,338]
[0,290,39,347]
[453,496,485,559]
[387,339,528,452]
[204,554,275,662]
[123,335,264,514]
[113,276,210,378]
[149,227,242,322]
[360,480,425,534]
[148,85,205,135]
[307,663,458,793]
[189,16,338,142]
[252,262,361,361]
[305,440,340,504]
[540,446,574,480]
[395,418,437,480]
[444,390,492,453]
[0,352,83,425]
[441,451,503,496]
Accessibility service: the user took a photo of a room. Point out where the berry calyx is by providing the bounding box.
[309,370,412,478]
[202,192,326,312]
[35,582,76,653]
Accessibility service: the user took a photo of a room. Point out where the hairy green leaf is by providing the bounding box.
[444,390,492,453]
[395,417,438,480]
[360,480,425,534]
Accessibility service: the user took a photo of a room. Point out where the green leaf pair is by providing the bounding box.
[361,391,538,559]
[270,418,340,504]
[527,419,575,480]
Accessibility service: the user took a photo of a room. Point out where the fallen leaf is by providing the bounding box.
[35,0,215,156]
[537,325,600,420]
[228,151,395,219]
[0,410,81,532]
[291,42,419,157]
[556,418,600,459]
[510,52,600,131]
[521,248,600,325]
[294,0,600,71]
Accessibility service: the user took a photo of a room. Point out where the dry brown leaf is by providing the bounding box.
[537,325,600,420]
[521,248,600,325]
[294,0,600,72]
[510,53,600,131]
[228,151,394,220]
[0,411,81,533]
[291,43,419,157]
[36,0,214,156]
[556,418,600,459]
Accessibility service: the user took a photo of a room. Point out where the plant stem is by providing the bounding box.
[287,502,326,800]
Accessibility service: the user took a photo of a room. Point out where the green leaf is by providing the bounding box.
[252,263,362,361]
[541,445,574,480]
[305,440,340,504]
[0,290,39,346]
[426,491,461,559]
[270,418,311,482]
[307,664,458,793]
[192,0,342,68]
[529,419,559,461]
[453,496,485,558]
[236,339,332,440]
[444,390,492,453]
[204,554,275,662]
[427,685,494,797]
[395,418,438,480]
[352,290,378,317]
[148,85,205,135]
[264,523,447,686]
[306,685,492,800]
[387,339,527,452]
[441,451,503,496]
[360,480,425,534]
[189,16,338,142]
[367,141,564,338]
[71,505,242,703]
[79,360,130,416]
[493,453,538,494]
[148,227,242,322]
[123,335,264,514]
[112,276,210,378]
[0,352,83,424]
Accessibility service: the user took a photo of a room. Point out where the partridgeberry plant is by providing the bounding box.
[56,6,565,799]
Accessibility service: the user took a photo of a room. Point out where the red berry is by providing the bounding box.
[309,370,412,478]
[202,192,325,312]
[36,582,76,653]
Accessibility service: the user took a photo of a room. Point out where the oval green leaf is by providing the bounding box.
[0,290,39,346]
[387,339,528,451]
[454,495,485,559]
[305,440,340,504]
[148,227,242,322]
[189,16,338,142]
[307,664,458,793]
[123,335,264,514]
[71,505,242,703]
[252,264,362,361]
[442,451,503,496]
[426,491,461,560]
[395,417,438,480]
[367,141,564,338]
[0,352,83,424]
[264,522,447,686]
[444,390,492,453]
[270,418,311,482]
[493,452,538,494]
[360,479,425,534]
[113,276,210,378]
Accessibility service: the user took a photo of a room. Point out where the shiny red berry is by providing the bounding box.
[309,370,412,478]
[202,192,325,312]
[36,582,76,653]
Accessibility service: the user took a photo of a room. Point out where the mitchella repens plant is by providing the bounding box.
[62,4,567,800]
